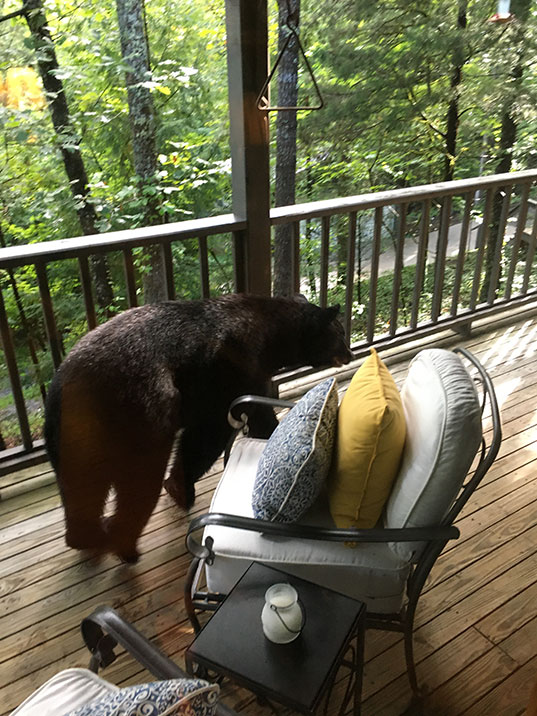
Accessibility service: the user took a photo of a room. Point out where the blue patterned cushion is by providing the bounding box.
[66,678,219,716]
[252,378,338,522]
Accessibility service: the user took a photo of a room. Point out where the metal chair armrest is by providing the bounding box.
[81,605,237,716]
[227,394,295,429]
[82,605,185,678]
[185,512,459,561]
[224,394,297,464]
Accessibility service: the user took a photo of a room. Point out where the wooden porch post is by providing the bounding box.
[225,0,272,295]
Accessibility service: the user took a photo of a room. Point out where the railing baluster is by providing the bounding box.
[122,248,138,307]
[163,242,175,301]
[0,284,33,451]
[78,255,97,330]
[35,261,63,370]
[521,205,537,295]
[504,182,532,301]
[293,221,301,295]
[390,203,407,337]
[232,229,247,293]
[344,212,357,343]
[450,191,474,316]
[487,185,513,305]
[320,216,330,307]
[199,236,210,299]
[470,187,494,311]
[431,196,452,322]
[367,207,383,343]
[411,199,430,330]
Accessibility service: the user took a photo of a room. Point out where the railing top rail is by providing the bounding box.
[0,213,246,269]
[270,169,537,224]
[2,169,537,269]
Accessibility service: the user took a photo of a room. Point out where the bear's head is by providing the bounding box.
[299,303,353,368]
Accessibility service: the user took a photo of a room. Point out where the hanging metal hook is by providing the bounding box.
[284,0,299,31]
[256,6,324,112]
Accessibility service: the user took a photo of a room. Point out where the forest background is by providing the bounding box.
[0,0,536,446]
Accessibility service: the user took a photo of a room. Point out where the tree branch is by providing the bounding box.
[0,7,25,22]
[405,84,447,140]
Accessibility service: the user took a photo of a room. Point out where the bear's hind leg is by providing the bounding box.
[106,445,170,563]
[59,461,110,552]
[57,379,112,553]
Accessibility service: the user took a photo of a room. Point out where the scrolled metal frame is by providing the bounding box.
[184,348,502,699]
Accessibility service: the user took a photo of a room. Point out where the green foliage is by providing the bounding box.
[1,0,231,239]
[283,0,537,201]
[2,0,537,447]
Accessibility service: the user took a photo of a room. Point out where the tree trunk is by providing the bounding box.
[22,0,114,311]
[273,0,300,297]
[115,0,166,304]
[443,0,468,183]
[480,0,530,302]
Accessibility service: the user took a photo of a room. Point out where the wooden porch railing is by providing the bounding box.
[270,168,537,383]
[1,169,537,466]
[0,215,247,467]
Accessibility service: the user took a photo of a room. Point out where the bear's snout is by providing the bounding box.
[332,347,353,367]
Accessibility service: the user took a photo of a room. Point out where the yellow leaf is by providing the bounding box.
[2,67,45,110]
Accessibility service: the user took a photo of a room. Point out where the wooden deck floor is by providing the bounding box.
[2,309,537,716]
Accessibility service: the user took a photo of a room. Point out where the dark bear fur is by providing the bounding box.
[44,294,353,562]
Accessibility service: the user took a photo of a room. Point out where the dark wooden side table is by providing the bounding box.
[185,562,366,715]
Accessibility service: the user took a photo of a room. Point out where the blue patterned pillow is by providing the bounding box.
[66,678,219,716]
[252,378,338,522]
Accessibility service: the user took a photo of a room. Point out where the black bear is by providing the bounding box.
[44,294,353,562]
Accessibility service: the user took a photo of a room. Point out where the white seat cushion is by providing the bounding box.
[10,668,117,716]
[203,348,483,613]
[204,439,410,613]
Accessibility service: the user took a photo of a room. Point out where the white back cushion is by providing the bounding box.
[385,349,482,560]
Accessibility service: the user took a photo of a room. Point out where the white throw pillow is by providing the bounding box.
[385,349,482,561]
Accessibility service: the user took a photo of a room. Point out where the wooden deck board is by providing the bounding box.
[2,312,537,715]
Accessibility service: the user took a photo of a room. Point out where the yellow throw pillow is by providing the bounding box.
[328,348,406,528]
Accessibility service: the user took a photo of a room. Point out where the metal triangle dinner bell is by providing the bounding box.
[256,22,324,112]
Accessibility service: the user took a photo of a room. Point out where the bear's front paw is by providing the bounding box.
[117,548,140,564]
[101,516,140,564]
[164,476,195,510]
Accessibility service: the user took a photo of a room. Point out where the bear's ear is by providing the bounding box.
[325,305,341,322]
[293,293,309,304]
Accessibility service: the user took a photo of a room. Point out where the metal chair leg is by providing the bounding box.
[184,557,203,634]
[403,604,421,698]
